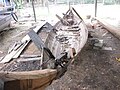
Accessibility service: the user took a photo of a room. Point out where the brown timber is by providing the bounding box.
[0,69,57,90]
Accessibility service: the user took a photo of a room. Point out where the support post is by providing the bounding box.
[95,0,97,17]
[32,0,36,22]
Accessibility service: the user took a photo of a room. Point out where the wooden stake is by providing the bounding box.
[32,0,37,22]
[95,0,97,17]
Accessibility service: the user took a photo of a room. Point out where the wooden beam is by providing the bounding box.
[0,69,57,90]
[95,0,97,17]
[96,18,120,40]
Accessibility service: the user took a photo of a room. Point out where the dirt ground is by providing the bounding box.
[0,5,120,90]
[46,27,120,90]
[0,20,120,90]
[0,19,38,57]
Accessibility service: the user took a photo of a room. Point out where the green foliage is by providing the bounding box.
[115,0,120,4]
[84,0,94,4]
[104,0,115,5]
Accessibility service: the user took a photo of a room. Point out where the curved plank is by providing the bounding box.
[0,69,57,80]
[0,69,57,90]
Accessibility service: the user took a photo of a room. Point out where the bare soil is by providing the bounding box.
[46,27,120,90]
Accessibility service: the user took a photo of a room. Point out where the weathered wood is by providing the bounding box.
[97,18,120,40]
[62,28,80,31]
[28,30,46,51]
[0,7,88,90]
[8,42,17,54]
[17,57,41,62]
[95,0,97,17]
[72,7,83,21]
[0,22,46,63]
[0,69,57,90]
[28,30,55,59]
[20,54,40,58]
[0,41,29,63]
[56,14,69,25]
[13,22,46,58]
[31,0,37,22]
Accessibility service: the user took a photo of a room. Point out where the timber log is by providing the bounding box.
[96,18,120,40]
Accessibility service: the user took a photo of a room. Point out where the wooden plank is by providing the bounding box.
[0,69,57,80]
[0,41,29,63]
[0,69,57,90]
[72,7,83,21]
[0,21,46,63]
[20,54,40,58]
[96,18,120,40]
[95,0,97,17]
[13,22,46,58]
[13,41,29,58]
[28,30,46,51]
[28,30,55,59]
[56,14,69,25]
[17,57,41,62]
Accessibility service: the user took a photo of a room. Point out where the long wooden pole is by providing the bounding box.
[97,18,120,40]
[32,0,37,22]
[95,0,97,17]
[102,0,105,5]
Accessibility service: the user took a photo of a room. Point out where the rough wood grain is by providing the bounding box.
[0,69,57,90]
[96,18,120,40]
[0,22,46,63]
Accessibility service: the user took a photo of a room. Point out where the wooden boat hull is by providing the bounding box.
[0,7,88,90]
[0,69,57,90]
[49,9,88,58]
